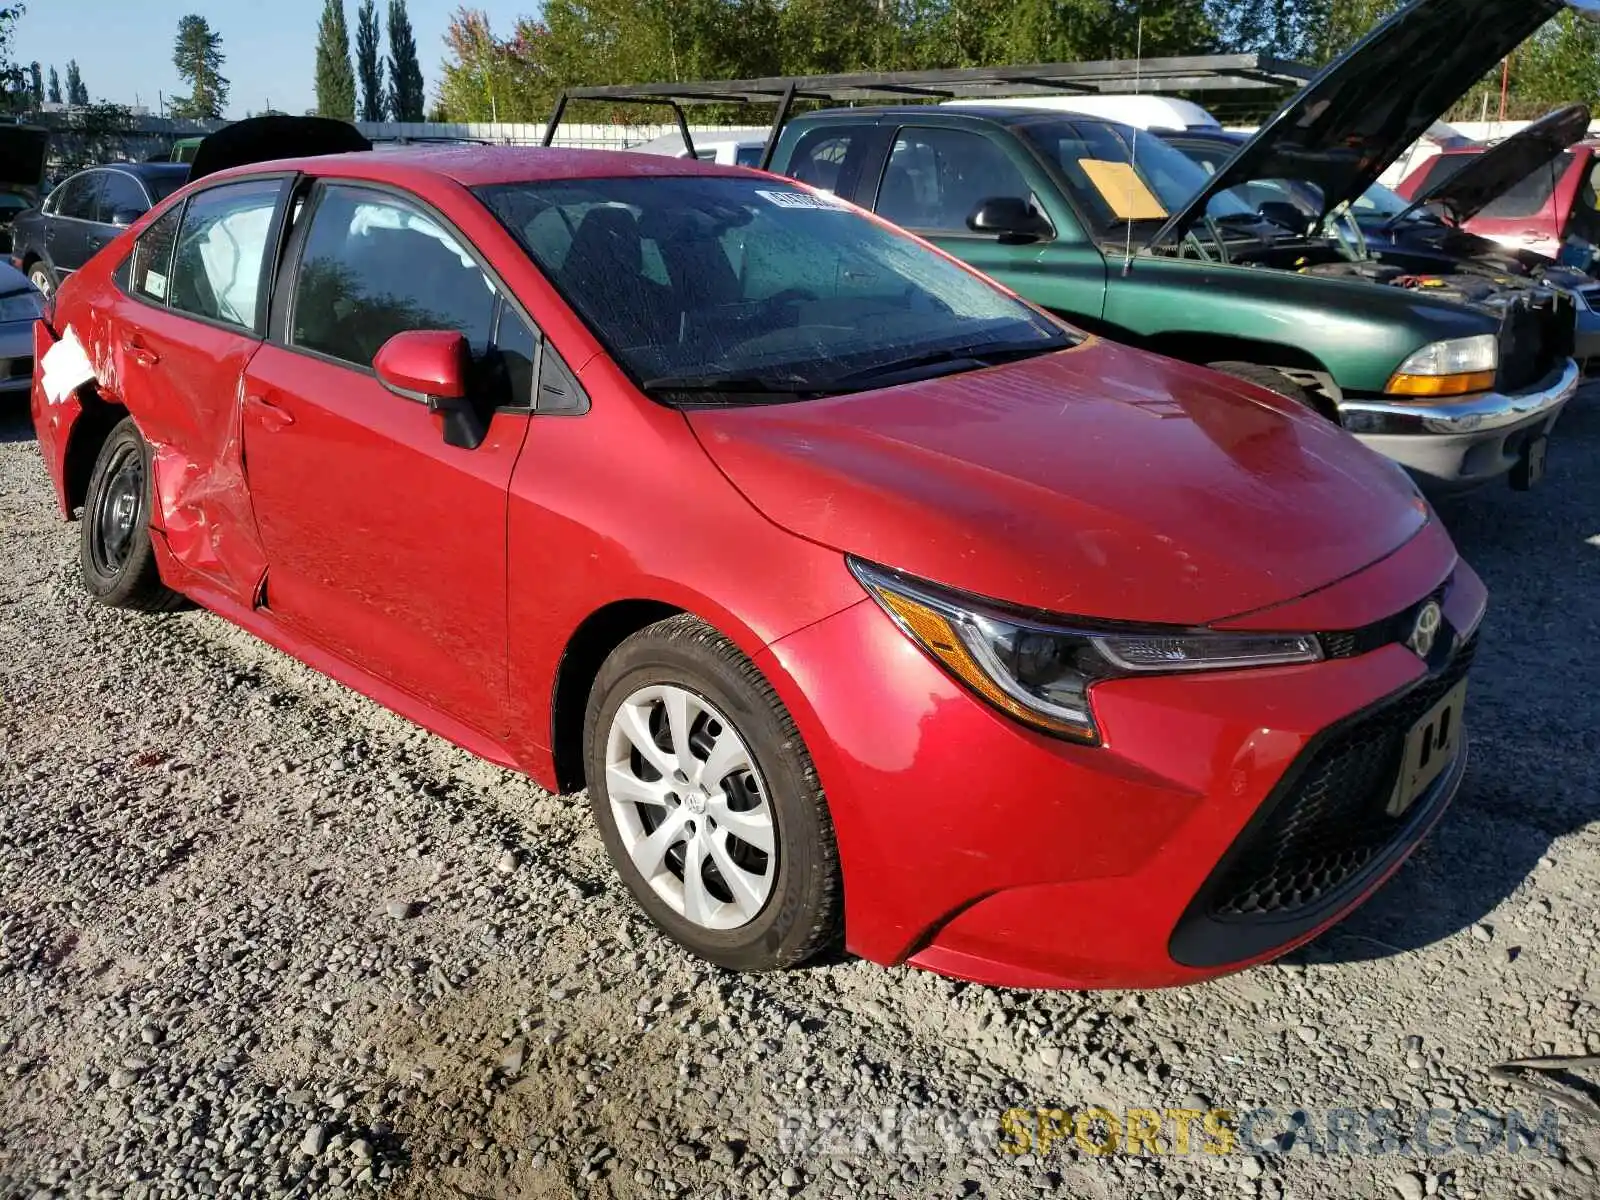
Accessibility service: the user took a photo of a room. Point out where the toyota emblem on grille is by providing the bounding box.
[1408,601,1443,660]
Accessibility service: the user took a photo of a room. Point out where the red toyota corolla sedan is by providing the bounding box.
[31,122,1485,990]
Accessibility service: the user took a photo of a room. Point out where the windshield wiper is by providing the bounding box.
[636,374,838,406]
[825,338,1069,389]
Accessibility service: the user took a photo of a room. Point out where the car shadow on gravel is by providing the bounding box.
[0,405,35,443]
[1296,394,1600,966]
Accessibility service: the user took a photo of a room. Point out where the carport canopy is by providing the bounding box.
[540,55,1316,169]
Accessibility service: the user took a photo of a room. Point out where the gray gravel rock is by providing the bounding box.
[1,392,1597,1200]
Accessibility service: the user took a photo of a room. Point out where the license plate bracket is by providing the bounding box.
[1511,435,1549,491]
[1388,680,1468,817]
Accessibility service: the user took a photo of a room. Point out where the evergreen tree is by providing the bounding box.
[356,0,385,120]
[27,60,39,107]
[65,59,87,105]
[314,0,357,120]
[46,63,59,104]
[386,0,426,121]
[171,15,229,118]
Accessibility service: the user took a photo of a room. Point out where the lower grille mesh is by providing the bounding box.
[1207,636,1477,919]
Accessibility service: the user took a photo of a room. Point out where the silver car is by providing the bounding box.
[0,261,43,399]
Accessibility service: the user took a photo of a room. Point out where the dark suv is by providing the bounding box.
[12,162,189,298]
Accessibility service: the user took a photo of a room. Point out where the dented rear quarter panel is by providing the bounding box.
[30,197,270,608]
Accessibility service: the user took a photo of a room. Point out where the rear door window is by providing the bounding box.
[167,179,284,330]
[51,172,102,220]
[786,129,878,199]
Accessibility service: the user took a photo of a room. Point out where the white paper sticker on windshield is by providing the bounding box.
[145,270,168,300]
[757,189,848,211]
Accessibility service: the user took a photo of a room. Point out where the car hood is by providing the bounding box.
[687,340,1430,625]
[0,125,47,192]
[1154,0,1589,247]
[1408,104,1592,225]
[190,115,373,181]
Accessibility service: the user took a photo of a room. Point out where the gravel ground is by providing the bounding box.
[1,396,1597,1200]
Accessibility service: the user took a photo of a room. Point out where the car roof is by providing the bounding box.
[789,103,1134,130]
[202,145,753,190]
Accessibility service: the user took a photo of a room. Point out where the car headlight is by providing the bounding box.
[0,289,43,323]
[849,559,1323,744]
[1385,334,1498,398]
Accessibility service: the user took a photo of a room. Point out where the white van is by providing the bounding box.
[628,128,770,167]
[946,94,1221,132]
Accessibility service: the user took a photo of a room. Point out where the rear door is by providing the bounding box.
[110,176,291,606]
[239,181,531,738]
[43,170,103,275]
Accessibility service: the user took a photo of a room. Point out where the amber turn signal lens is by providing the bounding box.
[1384,370,1497,399]
[872,589,1098,743]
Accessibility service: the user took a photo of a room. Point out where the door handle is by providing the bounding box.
[245,393,295,430]
[121,336,159,368]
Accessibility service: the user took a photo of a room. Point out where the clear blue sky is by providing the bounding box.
[15,1,534,118]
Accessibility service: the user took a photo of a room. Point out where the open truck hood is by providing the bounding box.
[1153,0,1595,248]
[1407,104,1592,225]
[190,115,372,181]
[0,124,48,194]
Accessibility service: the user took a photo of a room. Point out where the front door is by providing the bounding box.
[43,170,103,276]
[240,182,531,738]
[870,124,1109,322]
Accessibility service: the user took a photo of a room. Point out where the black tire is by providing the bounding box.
[584,613,842,972]
[79,417,183,612]
[1208,360,1327,418]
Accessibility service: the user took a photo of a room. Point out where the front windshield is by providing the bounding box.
[1013,116,1255,232]
[477,174,1070,395]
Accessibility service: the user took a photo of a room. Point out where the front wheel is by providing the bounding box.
[584,614,842,971]
[1208,360,1328,419]
[27,262,55,299]
[80,417,183,611]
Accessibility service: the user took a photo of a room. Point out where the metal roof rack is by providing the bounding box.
[540,55,1315,168]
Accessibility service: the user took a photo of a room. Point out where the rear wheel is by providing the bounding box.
[1209,361,1327,419]
[27,262,54,299]
[79,417,182,611]
[584,614,841,972]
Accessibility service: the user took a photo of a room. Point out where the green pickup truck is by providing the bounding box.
[760,0,1588,490]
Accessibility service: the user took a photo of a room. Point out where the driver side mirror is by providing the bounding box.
[967,196,1052,244]
[109,207,144,228]
[374,330,487,449]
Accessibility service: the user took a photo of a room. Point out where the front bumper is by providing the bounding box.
[1336,358,1578,488]
[756,528,1486,990]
